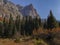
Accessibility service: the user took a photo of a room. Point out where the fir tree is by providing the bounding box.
[8,14,14,38]
[15,15,21,35]
[47,10,58,29]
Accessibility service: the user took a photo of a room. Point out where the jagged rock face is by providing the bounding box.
[0,0,8,5]
[0,0,4,5]
[0,0,23,20]
[18,4,39,18]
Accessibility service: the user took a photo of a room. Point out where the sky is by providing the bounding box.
[9,0,60,20]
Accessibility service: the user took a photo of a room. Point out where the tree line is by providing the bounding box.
[0,10,59,38]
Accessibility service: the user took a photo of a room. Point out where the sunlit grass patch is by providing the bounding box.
[33,39,48,45]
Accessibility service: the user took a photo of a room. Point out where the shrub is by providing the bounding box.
[14,38,20,43]
[33,39,48,45]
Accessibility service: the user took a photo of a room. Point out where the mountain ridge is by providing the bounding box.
[0,0,39,20]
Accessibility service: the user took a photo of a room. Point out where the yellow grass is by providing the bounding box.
[33,28,60,35]
[0,38,34,45]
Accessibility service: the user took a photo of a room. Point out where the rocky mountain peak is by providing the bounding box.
[24,4,34,10]
[20,4,39,17]
[27,4,33,8]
